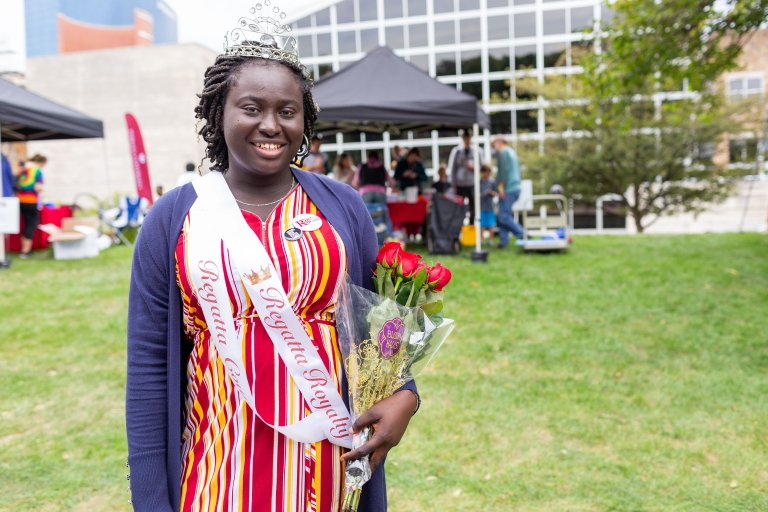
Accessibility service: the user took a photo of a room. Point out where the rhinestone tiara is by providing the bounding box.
[224,2,300,66]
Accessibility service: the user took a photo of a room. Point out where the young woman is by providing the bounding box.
[330,152,355,185]
[16,154,45,258]
[126,24,418,512]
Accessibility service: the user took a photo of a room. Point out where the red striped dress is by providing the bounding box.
[175,184,347,512]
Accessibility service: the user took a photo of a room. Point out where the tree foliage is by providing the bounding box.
[523,0,767,232]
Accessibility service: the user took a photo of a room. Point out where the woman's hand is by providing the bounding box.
[340,390,418,473]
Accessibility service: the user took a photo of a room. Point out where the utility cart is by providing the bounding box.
[515,194,572,252]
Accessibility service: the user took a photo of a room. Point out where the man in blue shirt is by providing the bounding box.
[1,154,14,198]
[492,136,524,247]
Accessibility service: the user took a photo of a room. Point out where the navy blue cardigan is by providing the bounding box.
[126,169,417,511]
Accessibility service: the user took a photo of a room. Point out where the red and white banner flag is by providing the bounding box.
[125,113,153,205]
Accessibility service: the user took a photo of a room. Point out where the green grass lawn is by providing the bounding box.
[1,234,767,511]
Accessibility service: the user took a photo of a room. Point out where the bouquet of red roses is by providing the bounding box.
[336,243,455,511]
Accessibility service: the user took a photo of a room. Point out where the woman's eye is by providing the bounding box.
[281,110,295,116]
[244,107,259,114]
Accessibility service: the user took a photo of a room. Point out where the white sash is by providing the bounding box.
[187,171,353,449]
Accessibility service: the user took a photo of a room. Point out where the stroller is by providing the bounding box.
[426,194,467,255]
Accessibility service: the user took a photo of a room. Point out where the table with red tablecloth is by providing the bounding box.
[387,200,428,236]
[6,205,73,252]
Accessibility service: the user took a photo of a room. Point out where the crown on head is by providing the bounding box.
[224,2,300,66]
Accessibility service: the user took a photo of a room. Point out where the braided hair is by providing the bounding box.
[195,51,318,173]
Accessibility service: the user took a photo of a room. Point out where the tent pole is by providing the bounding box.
[472,123,485,261]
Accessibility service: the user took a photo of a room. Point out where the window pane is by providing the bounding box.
[434,21,456,45]
[359,0,378,21]
[571,7,593,33]
[491,111,512,134]
[439,145,455,166]
[317,33,333,56]
[488,47,510,72]
[747,78,761,89]
[408,0,427,16]
[409,23,428,47]
[730,80,743,91]
[514,13,536,38]
[601,6,615,24]
[515,45,536,69]
[337,31,356,54]
[384,0,404,19]
[516,82,535,102]
[543,9,565,35]
[543,43,565,67]
[514,0,534,4]
[487,0,508,7]
[459,0,480,10]
[360,28,379,52]
[461,50,482,74]
[344,132,362,143]
[315,8,331,26]
[462,81,482,101]
[436,52,457,76]
[410,54,429,72]
[337,0,356,24]
[366,132,384,142]
[296,16,312,28]
[433,0,454,14]
[339,60,356,69]
[460,18,481,43]
[386,26,405,49]
[489,79,511,103]
[516,110,538,133]
[298,35,314,58]
[488,15,510,41]
[318,63,334,77]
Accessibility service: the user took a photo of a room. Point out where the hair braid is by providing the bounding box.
[194,52,318,173]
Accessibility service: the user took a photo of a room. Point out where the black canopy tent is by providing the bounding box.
[0,77,104,142]
[313,46,490,134]
[313,47,490,259]
[0,77,104,265]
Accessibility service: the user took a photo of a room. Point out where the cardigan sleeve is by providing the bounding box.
[126,201,174,512]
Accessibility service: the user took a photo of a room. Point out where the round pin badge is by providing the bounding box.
[292,213,323,232]
[283,227,303,241]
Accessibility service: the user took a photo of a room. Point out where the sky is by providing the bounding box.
[164,0,320,52]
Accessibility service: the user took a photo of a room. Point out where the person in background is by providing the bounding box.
[303,134,329,175]
[175,162,199,188]
[394,147,427,192]
[448,130,483,224]
[433,165,451,195]
[155,185,164,198]
[331,152,356,184]
[390,145,406,170]
[492,135,524,248]
[1,153,13,198]
[356,150,393,204]
[17,154,46,258]
[479,164,498,246]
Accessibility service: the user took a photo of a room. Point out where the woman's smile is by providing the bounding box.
[250,140,287,158]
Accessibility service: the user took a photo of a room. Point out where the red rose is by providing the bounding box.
[427,262,452,292]
[377,242,402,270]
[397,251,423,279]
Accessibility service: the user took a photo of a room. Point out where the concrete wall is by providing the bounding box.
[625,180,768,234]
[24,43,217,204]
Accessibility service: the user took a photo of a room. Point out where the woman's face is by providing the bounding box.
[223,60,305,178]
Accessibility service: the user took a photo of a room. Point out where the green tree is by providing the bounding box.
[522,0,767,232]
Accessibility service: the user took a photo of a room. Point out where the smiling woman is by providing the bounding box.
[125,4,419,512]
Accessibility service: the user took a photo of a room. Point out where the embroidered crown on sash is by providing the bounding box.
[244,266,272,285]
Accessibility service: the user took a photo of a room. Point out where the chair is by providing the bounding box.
[103,197,149,247]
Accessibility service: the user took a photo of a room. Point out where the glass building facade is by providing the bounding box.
[291,0,611,174]
[25,0,178,58]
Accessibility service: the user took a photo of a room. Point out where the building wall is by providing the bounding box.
[25,0,178,58]
[24,43,217,204]
[288,0,606,175]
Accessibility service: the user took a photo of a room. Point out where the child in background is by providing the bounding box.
[433,165,451,195]
[479,165,498,246]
